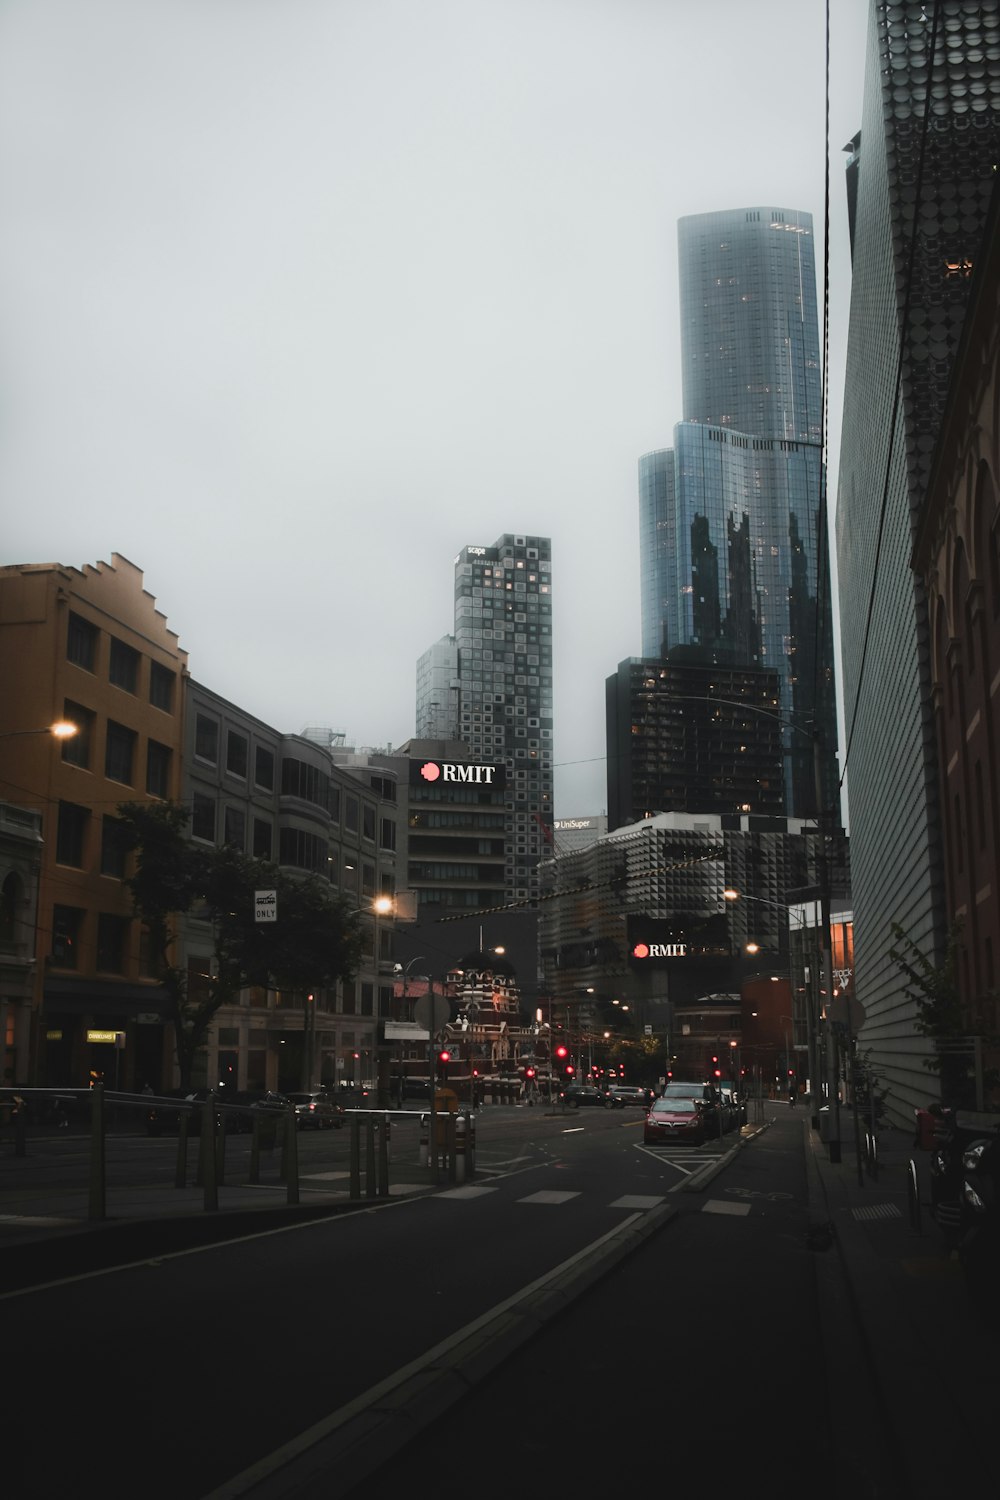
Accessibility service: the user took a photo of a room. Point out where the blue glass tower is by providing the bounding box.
[639,207,838,818]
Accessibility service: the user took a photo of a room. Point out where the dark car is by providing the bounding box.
[643,1096,706,1146]
[660,1081,722,1136]
[607,1085,654,1109]
[559,1085,608,1108]
[287,1091,345,1130]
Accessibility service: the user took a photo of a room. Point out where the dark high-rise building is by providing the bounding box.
[638,207,838,819]
[416,534,553,905]
[606,650,785,829]
[835,0,1000,1119]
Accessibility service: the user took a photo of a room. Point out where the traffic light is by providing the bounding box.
[564,1063,575,1077]
[554,1043,568,1062]
[437,1048,450,1079]
[524,1066,536,1081]
[709,1053,721,1079]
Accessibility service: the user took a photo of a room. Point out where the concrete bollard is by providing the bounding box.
[455,1112,467,1183]
[419,1111,429,1168]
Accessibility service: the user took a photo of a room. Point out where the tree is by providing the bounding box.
[118,802,361,1088]
[888,920,977,1105]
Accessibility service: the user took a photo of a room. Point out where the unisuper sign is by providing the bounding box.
[409,758,507,790]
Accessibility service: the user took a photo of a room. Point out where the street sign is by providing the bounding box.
[413,993,451,1034]
[254,889,277,923]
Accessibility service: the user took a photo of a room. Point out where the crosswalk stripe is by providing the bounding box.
[703,1200,751,1216]
[518,1190,581,1205]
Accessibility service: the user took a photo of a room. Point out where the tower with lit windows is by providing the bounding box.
[417,534,553,904]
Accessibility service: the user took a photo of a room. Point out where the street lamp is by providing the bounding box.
[0,721,79,741]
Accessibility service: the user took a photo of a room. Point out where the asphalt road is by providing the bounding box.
[4,1104,721,1499]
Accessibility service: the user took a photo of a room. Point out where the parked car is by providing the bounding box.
[660,1081,722,1136]
[643,1096,706,1146]
[287,1091,345,1130]
[607,1085,654,1109]
[559,1084,608,1108]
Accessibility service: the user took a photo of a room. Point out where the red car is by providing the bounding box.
[643,1096,706,1146]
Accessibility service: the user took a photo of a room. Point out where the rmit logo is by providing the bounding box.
[632,941,687,959]
[420,761,497,784]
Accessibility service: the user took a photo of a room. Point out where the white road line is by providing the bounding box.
[703,1200,751,1216]
[518,1190,581,1205]
[434,1185,498,1200]
[610,1195,666,1210]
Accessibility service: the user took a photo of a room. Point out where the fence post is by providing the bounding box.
[285,1103,299,1205]
[175,1112,188,1187]
[249,1115,261,1184]
[365,1117,377,1198]
[377,1116,390,1197]
[202,1093,218,1212]
[350,1117,361,1198]
[89,1083,106,1221]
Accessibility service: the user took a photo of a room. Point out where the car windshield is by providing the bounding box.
[653,1099,696,1115]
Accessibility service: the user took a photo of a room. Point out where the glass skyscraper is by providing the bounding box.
[416,533,553,903]
[639,207,838,819]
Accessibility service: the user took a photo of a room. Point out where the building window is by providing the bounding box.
[345,796,359,833]
[254,746,275,790]
[101,816,130,878]
[363,805,376,842]
[253,818,273,859]
[149,662,175,712]
[146,740,171,798]
[226,731,248,779]
[330,785,341,823]
[278,827,328,873]
[192,792,216,842]
[67,612,98,671]
[56,801,89,867]
[105,721,136,785]
[379,818,396,851]
[61,701,94,769]
[138,924,157,978]
[109,637,140,694]
[195,714,219,764]
[51,905,84,968]
[223,806,246,850]
[97,913,129,974]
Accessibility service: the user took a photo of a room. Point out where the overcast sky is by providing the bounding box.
[0,0,870,815]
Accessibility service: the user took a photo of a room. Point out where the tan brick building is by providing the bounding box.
[0,554,188,1087]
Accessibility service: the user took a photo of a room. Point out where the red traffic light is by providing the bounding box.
[438,1050,451,1064]
[554,1044,568,1060]
[564,1063,575,1076]
[525,1066,536,1080]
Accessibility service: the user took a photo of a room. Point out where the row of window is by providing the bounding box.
[67,614,176,711]
[61,707,173,794]
[50,903,153,975]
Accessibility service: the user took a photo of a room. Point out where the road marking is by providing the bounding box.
[852,1202,903,1222]
[301,1171,350,1181]
[0,1214,79,1228]
[434,1185,498,1200]
[703,1200,751,1216]
[518,1190,581,1205]
[610,1195,666,1210]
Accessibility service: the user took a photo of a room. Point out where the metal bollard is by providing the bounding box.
[285,1103,299,1205]
[419,1111,429,1168]
[202,1093,218,1213]
[377,1117,390,1197]
[455,1113,467,1183]
[89,1082,106,1221]
[365,1117,377,1198]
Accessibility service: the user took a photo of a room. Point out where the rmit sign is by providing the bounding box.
[409,758,507,791]
[632,941,687,960]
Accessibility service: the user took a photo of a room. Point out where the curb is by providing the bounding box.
[204,1201,680,1498]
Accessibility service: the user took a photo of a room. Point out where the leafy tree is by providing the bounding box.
[888,920,975,1104]
[117,802,361,1088]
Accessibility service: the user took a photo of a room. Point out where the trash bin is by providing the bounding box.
[819,1105,830,1143]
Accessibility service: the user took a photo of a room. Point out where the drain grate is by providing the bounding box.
[852,1202,903,1222]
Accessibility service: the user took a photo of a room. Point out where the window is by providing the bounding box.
[280,757,330,809]
[146,740,171,798]
[223,806,246,850]
[101,816,130,878]
[0,872,21,947]
[345,796,359,833]
[329,785,341,823]
[253,818,273,859]
[67,612,98,671]
[56,802,89,866]
[109,637,139,693]
[254,746,275,790]
[192,793,216,842]
[104,721,136,784]
[149,662,175,712]
[51,905,84,968]
[195,714,219,764]
[226,731,248,779]
[97,913,129,974]
[380,818,396,851]
[61,701,94,769]
[138,925,157,977]
[278,827,328,873]
[362,805,376,841]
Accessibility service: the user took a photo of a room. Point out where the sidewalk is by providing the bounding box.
[803,1102,998,1493]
